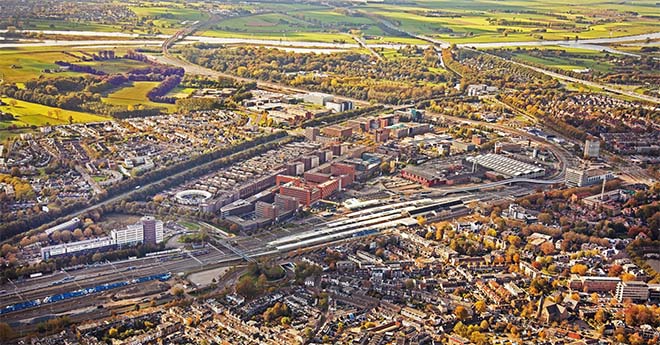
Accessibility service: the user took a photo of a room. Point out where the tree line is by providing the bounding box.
[182,46,456,104]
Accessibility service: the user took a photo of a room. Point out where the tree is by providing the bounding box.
[435,227,444,241]
[608,264,623,277]
[379,161,391,174]
[480,320,489,331]
[570,264,588,276]
[73,228,84,240]
[60,230,72,243]
[594,308,606,324]
[108,327,118,338]
[540,241,555,255]
[92,252,102,262]
[0,322,14,342]
[171,286,184,298]
[621,272,636,282]
[507,235,521,247]
[471,331,488,345]
[236,275,258,299]
[538,212,552,224]
[454,305,469,321]
[404,279,415,289]
[474,300,487,314]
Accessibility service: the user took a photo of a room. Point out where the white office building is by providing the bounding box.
[111,217,164,246]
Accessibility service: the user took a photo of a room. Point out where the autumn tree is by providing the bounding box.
[0,322,14,342]
[540,241,555,255]
[474,300,487,314]
[538,213,552,224]
[608,264,623,277]
[570,264,588,276]
[454,305,469,321]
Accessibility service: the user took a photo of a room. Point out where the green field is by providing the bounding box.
[78,59,153,74]
[490,46,633,74]
[0,97,109,129]
[0,47,150,83]
[129,5,209,31]
[167,86,195,98]
[355,0,660,44]
[103,81,175,112]
[189,0,660,45]
[0,48,81,82]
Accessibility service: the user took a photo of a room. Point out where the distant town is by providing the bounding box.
[0,0,659,344]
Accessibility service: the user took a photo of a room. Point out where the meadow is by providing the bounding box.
[0,47,147,83]
[103,81,176,112]
[0,97,109,129]
[0,48,80,83]
[0,46,177,129]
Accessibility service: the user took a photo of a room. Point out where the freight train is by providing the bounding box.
[0,272,171,315]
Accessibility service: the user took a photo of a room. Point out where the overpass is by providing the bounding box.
[429,177,564,196]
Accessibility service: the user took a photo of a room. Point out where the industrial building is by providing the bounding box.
[565,167,614,187]
[303,92,334,105]
[401,159,476,187]
[325,100,353,113]
[466,154,545,179]
[44,217,81,236]
[40,236,115,260]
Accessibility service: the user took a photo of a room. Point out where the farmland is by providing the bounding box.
[356,0,660,44]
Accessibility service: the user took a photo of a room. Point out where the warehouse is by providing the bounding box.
[466,154,545,178]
